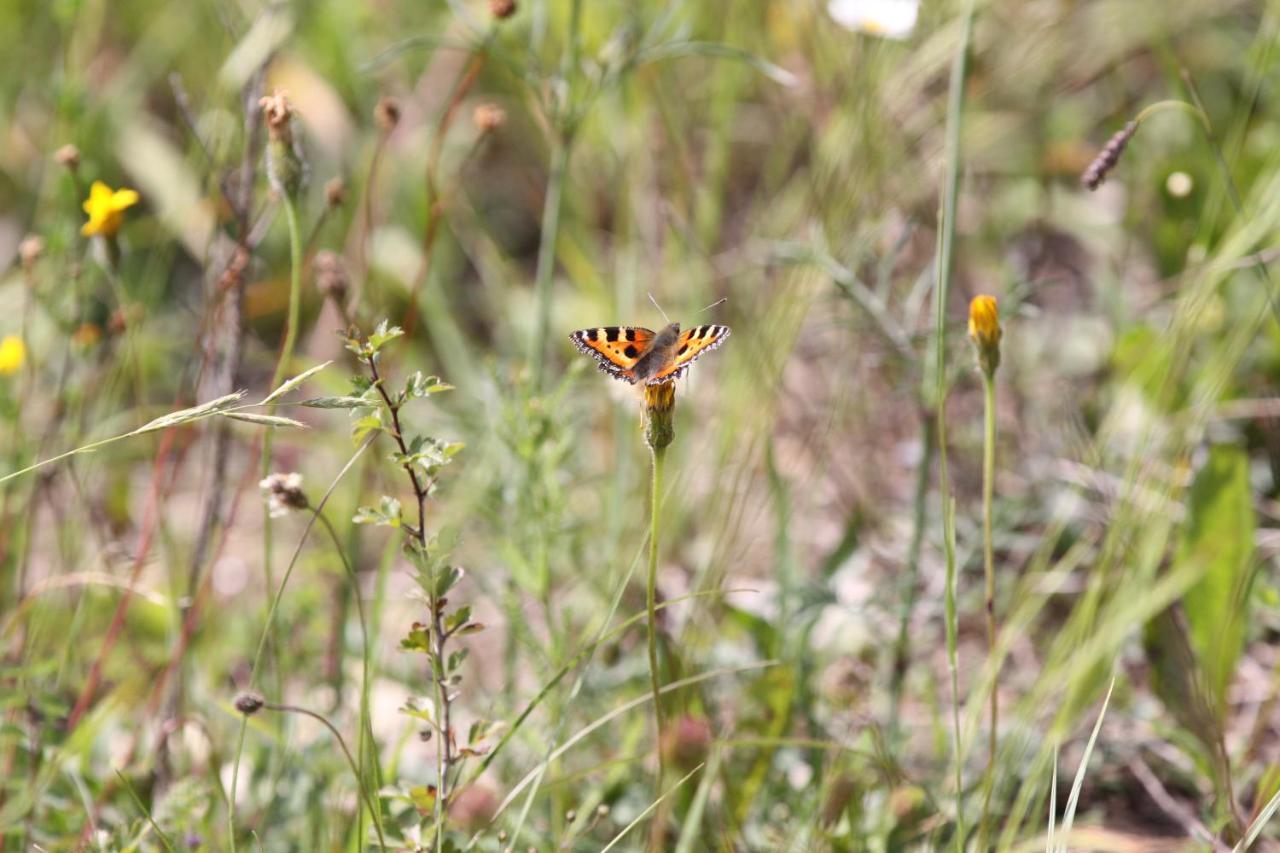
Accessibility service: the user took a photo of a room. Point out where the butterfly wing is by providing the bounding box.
[649,324,731,383]
[569,327,656,383]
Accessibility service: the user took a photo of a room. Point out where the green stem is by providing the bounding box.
[229,437,371,850]
[889,409,936,728]
[934,0,976,847]
[531,135,571,388]
[647,444,667,812]
[978,370,998,843]
[316,511,386,852]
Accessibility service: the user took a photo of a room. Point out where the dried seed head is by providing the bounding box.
[314,250,349,304]
[234,692,265,715]
[54,144,81,170]
[325,177,347,208]
[19,235,44,270]
[375,96,401,133]
[642,381,676,449]
[489,0,516,19]
[473,103,506,133]
[1082,120,1137,191]
[259,472,307,517]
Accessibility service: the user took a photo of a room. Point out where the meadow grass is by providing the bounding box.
[2,0,1280,850]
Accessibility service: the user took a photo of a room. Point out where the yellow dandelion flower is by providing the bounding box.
[968,295,1002,375]
[0,335,27,375]
[81,181,139,238]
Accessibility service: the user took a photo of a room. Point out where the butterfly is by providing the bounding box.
[569,322,730,385]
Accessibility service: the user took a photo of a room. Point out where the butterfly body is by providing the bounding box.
[570,322,730,385]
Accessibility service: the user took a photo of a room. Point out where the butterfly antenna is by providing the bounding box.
[697,297,728,315]
[648,292,672,325]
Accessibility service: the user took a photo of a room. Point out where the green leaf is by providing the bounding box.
[260,360,332,405]
[434,565,464,599]
[352,413,384,444]
[1175,444,1257,713]
[368,320,404,351]
[353,495,402,528]
[404,371,454,400]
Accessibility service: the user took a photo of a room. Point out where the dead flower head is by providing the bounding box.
[260,472,307,517]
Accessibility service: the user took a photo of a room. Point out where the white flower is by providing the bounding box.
[828,0,919,40]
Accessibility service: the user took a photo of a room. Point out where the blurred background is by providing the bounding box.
[2,0,1280,848]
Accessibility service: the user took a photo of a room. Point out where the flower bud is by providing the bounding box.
[967,295,1001,376]
[54,144,81,171]
[643,381,676,450]
[374,96,401,133]
[234,692,265,715]
[660,714,712,771]
[324,177,347,208]
[313,250,349,305]
[19,235,44,270]
[259,91,304,199]
[473,103,506,133]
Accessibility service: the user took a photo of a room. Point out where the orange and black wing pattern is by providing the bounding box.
[650,324,731,382]
[569,327,655,383]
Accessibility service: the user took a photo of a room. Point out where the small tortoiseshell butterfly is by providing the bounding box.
[569,323,730,385]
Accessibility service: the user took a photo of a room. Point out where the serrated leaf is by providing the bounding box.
[260,361,332,405]
[222,412,309,429]
[444,606,472,635]
[434,565,464,599]
[299,396,372,409]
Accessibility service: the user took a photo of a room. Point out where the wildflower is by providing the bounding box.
[81,181,139,238]
[259,472,307,517]
[1082,121,1137,190]
[0,336,26,375]
[643,381,676,450]
[968,295,1001,376]
[828,0,919,40]
[473,103,506,134]
[259,91,304,198]
[489,0,516,19]
[234,692,265,715]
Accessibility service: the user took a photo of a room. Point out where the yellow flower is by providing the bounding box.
[0,335,27,375]
[81,181,139,237]
[968,295,1002,375]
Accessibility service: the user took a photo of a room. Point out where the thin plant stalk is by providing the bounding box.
[228,438,373,850]
[646,445,668,813]
[979,369,998,840]
[256,194,306,734]
[316,510,384,849]
[531,135,571,388]
[933,0,976,845]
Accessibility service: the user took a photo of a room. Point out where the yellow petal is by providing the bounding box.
[110,188,140,211]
